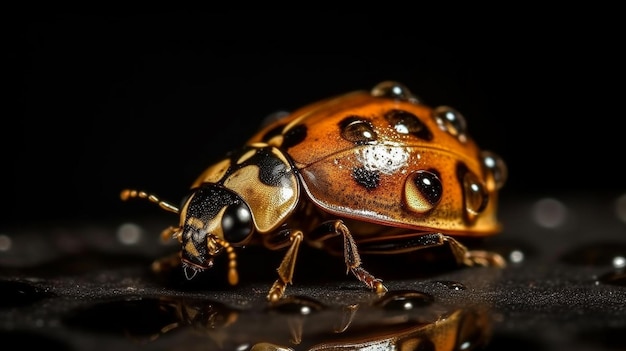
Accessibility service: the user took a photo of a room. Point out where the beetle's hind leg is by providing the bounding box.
[449,240,507,268]
[357,232,506,268]
[309,220,388,295]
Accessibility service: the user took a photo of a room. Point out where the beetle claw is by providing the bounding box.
[374,280,388,294]
[267,280,286,302]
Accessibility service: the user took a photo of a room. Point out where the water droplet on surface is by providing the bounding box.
[433,106,468,142]
[374,290,435,310]
[268,295,325,315]
[481,150,508,190]
[436,280,467,291]
[532,198,568,228]
[404,170,443,213]
[370,81,419,103]
[463,172,488,216]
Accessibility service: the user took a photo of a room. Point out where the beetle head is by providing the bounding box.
[178,184,254,284]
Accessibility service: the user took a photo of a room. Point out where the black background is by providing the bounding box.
[6,11,624,226]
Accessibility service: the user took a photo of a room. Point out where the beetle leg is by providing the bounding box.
[267,230,304,302]
[463,249,507,268]
[151,251,182,273]
[357,233,506,268]
[434,235,506,268]
[309,220,387,295]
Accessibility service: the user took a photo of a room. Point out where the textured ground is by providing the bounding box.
[1,192,624,350]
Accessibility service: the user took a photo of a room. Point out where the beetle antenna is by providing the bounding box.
[215,238,239,286]
[120,189,180,214]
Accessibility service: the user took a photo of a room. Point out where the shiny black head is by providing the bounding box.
[178,184,254,281]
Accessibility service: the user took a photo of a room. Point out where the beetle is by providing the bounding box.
[121,81,507,302]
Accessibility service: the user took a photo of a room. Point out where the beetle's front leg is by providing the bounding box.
[151,226,183,273]
[267,230,304,302]
[309,220,388,295]
[151,251,182,273]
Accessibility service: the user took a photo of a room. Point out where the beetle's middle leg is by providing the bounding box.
[308,220,388,295]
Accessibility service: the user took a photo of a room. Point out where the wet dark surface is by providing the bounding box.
[7,11,626,350]
[1,193,625,350]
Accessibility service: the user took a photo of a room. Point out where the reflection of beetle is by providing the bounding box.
[121,81,508,302]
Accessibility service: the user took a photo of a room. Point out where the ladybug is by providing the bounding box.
[121,81,508,302]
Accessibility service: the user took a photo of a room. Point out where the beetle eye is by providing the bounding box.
[222,202,254,244]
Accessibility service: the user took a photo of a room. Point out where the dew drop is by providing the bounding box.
[340,117,377,144]
[268,295,325,315]
[374,290,435,310]
[463,172,488,216]
[480,150,508,191]
[370,81,420,103]
[404,170,443,214]
[433,106,468,142]
[436,280,467,291]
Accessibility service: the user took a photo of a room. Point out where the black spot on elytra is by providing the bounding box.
[352,166,380,190]
[282,124,307,149]
[259,124,307,149]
